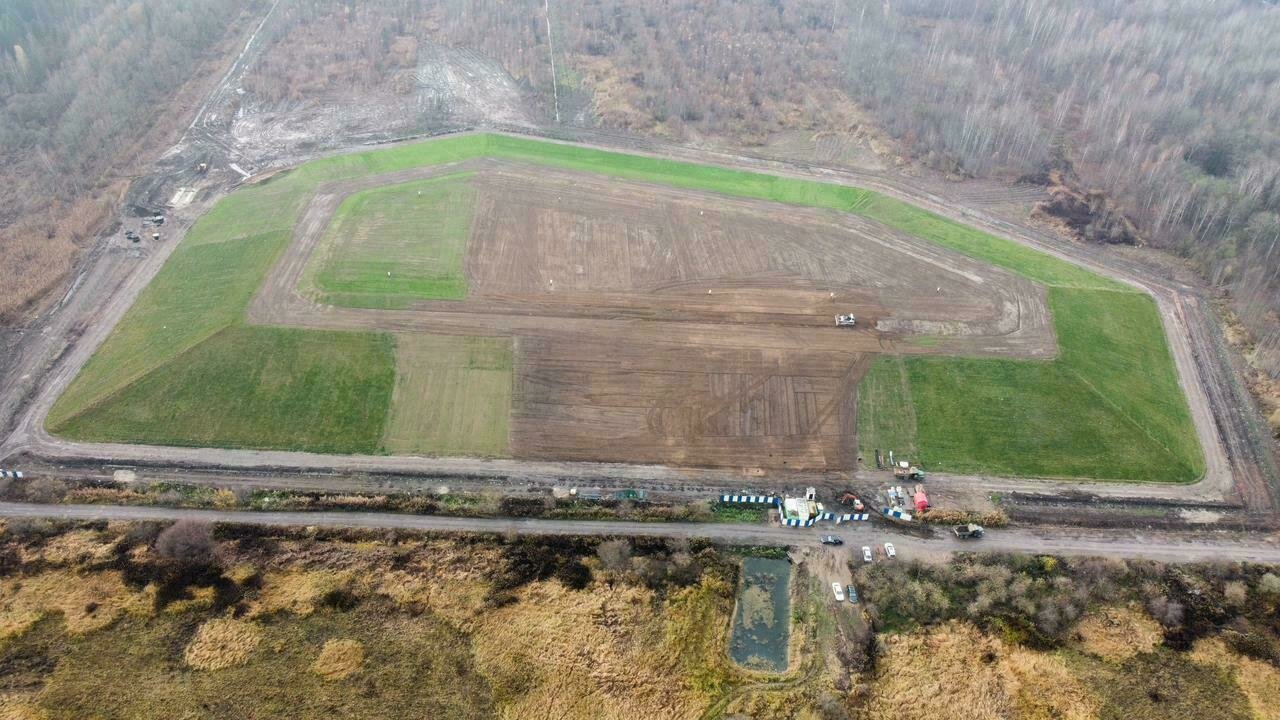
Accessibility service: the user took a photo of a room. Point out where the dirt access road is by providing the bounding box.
[3,501,1278,564]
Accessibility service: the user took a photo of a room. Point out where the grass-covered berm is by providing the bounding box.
[46,133,1203,481]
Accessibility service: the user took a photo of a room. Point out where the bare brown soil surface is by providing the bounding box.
[511,337,868,469]
[249,159,1053,470]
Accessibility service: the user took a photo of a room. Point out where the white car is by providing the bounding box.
[835,314,857,327]
[862,546,873,563]
[884,542,896,558]
[831,582,845,602]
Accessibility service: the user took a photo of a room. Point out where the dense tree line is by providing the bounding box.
[842,0,1280,372]
[242,0,853,141]
[0,0,250,322]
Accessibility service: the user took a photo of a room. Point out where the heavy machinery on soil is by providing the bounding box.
[838,492,865,511]
[835,314,857,327]
[893,461,925,481]
[953,524,985,539]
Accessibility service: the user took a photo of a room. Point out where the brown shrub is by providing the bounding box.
[1073,606,1163,661]
[155,520,216,569]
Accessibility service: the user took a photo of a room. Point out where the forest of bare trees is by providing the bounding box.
[0,0,250,322]
[841,0,1280,373]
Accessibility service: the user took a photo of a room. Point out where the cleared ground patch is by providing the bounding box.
[513,338,864,469]
[304,173,475,308]
[382,334,512,457]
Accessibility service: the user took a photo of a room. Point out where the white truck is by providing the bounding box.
[835,314,857,328]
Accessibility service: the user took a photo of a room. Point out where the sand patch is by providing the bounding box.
[1002,646,1099,720]
[1191,637,1280,720]
[867,622,1101,720]
[23,530,119,567]
[471,579,722,720]
[249,570,353,617]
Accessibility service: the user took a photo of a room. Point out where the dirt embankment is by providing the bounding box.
[1030,169,1140,246]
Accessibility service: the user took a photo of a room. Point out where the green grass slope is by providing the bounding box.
[863,288,1202,482]
[48,133,1203,479]
[54,327,394,454]
[305,174,476,308]
[856,357,918,460]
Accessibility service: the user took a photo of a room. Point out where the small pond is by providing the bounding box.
[728,556,792,673]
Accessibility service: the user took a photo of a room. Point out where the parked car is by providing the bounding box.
[831,582,845,602]
[884,542,896,558]
[862,546,873,563]
[820,535,843,546]
[846,585,859,603]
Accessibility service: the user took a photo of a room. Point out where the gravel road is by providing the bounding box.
[3,502,1277,564]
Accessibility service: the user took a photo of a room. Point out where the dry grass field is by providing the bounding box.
[1,522,1277,719]
[382,334,513,457]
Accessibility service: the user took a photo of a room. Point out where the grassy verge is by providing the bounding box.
[48,133,1202,480]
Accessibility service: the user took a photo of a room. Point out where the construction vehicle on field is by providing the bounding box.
[953,524,985,539]
[835,314,857,327]
[838,492,865,511]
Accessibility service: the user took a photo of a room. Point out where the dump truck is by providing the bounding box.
[835,314,857,327]
[952,524,984,539]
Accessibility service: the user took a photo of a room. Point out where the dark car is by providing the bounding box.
[820,535,843,545]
